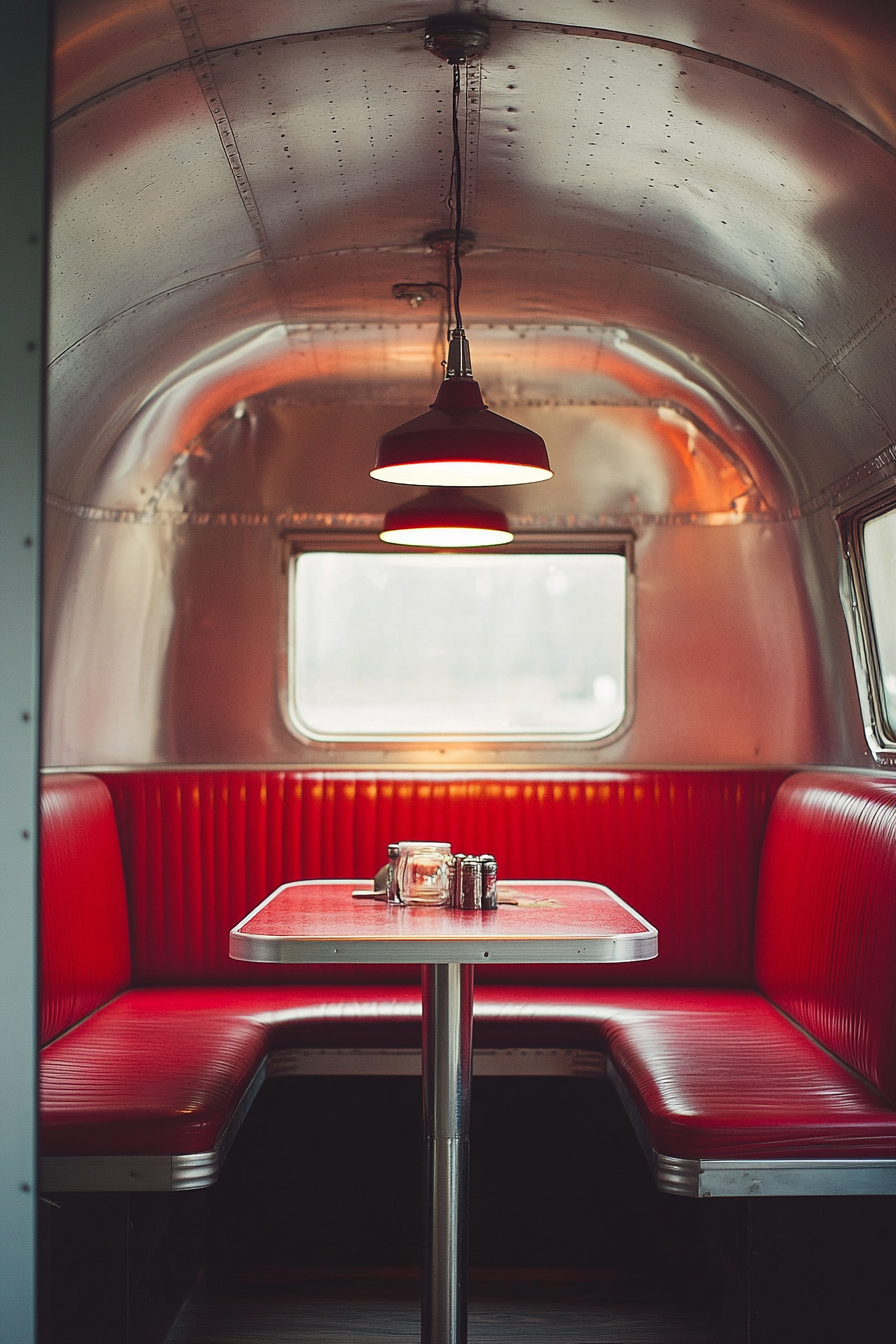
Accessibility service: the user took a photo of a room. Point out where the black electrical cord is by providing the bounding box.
[450,59,464,334]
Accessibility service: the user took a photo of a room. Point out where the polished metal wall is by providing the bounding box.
[42,386,855,767]
[44,1,896,767]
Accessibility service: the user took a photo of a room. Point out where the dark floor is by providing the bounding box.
[41,1075,896,1343]
[166,1076,724,1342]
[168,1272,721,1343]
[203,1075,706,1274]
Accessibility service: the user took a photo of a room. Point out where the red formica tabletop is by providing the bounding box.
[230,880,658,965]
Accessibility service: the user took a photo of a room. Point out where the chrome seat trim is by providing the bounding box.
[40,1153,182,1193]
[39,1045,608,1193]
[267,1046,605,1078]
[40,1059,267,1194]
[608,1058,896,1198]
[691,1158,896,1198]
[655,1154,701,1197]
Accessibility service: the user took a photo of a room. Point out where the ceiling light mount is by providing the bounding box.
[423,228,475,257]
[424,14,491,65]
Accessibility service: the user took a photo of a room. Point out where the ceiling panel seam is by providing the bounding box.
[496,21,896,157]
[46,261,269,368]
[170,0,290,330]
[50,468,896,524]
[799,445,896,514]
[462,62,482,231]
[784,370,894,442]
[51,23,423,127]
[54,20,896,159]
[45,251,827,370]
[785,295,896,412]
[52,58,195,128]
[41,492,792,528]
[782,316,896,437]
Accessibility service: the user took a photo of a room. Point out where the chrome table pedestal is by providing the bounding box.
[230,880,657,1344]
[422,963,474,1344]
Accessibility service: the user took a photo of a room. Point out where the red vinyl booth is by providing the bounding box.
[39,769,896,1197]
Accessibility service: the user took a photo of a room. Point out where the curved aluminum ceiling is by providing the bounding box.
[50,0,896,511]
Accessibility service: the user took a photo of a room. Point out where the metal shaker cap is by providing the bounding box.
[460,856,483,910]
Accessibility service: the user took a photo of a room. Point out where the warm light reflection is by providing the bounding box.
[92,325,771,519]
[379,524,514,548]
[371,461,553,487]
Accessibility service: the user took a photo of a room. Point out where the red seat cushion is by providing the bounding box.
[41,991,267,1156]
[601,990,896,1160]
[41,775,131,1045]
[471,984,702,1048]
[46,983,896,1165]
[40,985,423,1156]
[37,983,677,1158]
[754,772,896,1105]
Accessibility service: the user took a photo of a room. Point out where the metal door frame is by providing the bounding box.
[0,2,49,1338]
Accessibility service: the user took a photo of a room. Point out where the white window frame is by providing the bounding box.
[839,485,896,763]
[282,531,635,745]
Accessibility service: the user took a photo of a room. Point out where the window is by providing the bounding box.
[287,544,630,741]
[862,506,896,737]
[840,489,896,756]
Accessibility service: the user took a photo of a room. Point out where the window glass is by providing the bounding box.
[290,550,628,740]
[863,508,896,735]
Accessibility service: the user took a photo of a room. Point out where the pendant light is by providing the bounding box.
[380,487,513,548]
[371,16,552,490]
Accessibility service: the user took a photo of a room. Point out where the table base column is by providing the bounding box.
[422,963,474,1344]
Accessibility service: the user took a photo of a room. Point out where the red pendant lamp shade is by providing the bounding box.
[380,487,513,547]
[371,376,552,488]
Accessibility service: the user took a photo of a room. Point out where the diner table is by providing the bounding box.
[230,878,658,1344]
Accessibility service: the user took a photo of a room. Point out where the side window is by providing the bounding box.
[285,541,632,743]
[841,491,896,756]
[862,507,896,738]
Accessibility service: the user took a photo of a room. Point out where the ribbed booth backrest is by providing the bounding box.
[754,772,896,1105]
[41,774,132,1044]
[99,769,787,988]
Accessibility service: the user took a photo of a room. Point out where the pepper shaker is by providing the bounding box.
[460,856,483,910]
[449,854,466,907]
[386,843,401,904]
[480,855,498,911]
